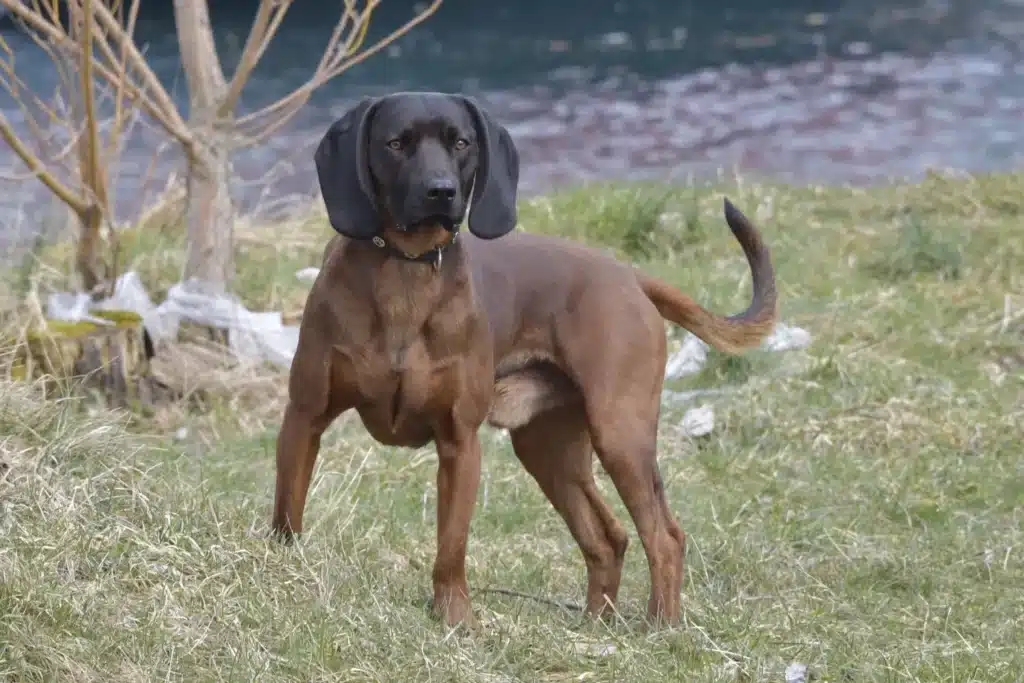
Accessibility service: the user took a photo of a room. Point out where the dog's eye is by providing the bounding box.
[454,138,470,151]
[387,139,402,151]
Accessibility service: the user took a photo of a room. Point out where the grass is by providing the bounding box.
[1,170,1023,682]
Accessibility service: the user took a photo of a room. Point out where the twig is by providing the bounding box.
[89,0,190,137]
[234,0,444,146]
[78,0,102,203]
[1,0,192,144]
[0,111,89,214]
[104,0,142,163]
[479,587,584,613]
[217,0,294,118]
[0,36,84,168]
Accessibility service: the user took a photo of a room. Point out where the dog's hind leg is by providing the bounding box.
[511,403,630,617]
[559,296,687,626]
[585,395,686,627]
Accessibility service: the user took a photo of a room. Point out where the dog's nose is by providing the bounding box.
[425,178,457,202]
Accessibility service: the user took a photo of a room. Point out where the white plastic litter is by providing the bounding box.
[94,270,171,339]
[680,404,715,437]
[294,267,321,284]
[785,662,809,683]
[46,291,114,326]
[572,641,618,658]
[149,280,301,369]
[663,323,813,420]
[44,273,302,371]
[661,387,731,405]
[665,334,709,379]
[227,308,300,370]
[666,323,812,381]
[762,322,812,352]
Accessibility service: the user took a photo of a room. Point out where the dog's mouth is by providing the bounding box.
[401,214,461,233]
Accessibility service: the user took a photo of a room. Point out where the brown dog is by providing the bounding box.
[272,92,777,628]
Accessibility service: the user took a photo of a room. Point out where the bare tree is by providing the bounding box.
[2,0,444,298]
[0,0,144,295]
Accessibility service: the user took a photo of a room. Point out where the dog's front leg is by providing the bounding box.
[272,401,340,541]
[431,424,483,628]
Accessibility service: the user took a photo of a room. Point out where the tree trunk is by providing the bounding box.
[182,134,235,296]
[11,310,168,410]
[57,1,112,295]
[75,204,107,295]
[173,0,234,297]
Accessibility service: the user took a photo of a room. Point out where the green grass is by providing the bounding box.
[2,171,1023,682]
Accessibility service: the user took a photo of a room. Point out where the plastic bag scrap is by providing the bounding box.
[45,272,301,371]
[664,322,812,381]
[680,404,715,437]
[662,321,813,437]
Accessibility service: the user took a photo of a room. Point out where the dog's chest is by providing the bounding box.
[331,303,482,447]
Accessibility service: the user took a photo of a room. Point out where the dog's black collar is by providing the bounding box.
[370,231,459,270]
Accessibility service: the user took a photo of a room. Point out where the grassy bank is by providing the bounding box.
[2,172,1022,682]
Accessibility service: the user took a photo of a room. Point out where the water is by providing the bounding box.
[2,0,1023,255]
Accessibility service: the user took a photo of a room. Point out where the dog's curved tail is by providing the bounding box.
[636,198,778,355]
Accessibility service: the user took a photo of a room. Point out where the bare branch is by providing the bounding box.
[88,1,187,130]
[88,0,193,142]
[77,0,105,203]
[4,32,149,183]
[104,0,143,162]
[0,124,86,184]
[0,35,67,130]
[0,110,90,215]
[3,0,193,144]
[235,0,443,146]
[0,35,89,178]
[217,0,294,118]
[0,0,193,145]
[87,25,182,135]
[67,0,112,292]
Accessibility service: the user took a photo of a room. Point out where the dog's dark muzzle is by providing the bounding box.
[402,179,466,233]
[397,212,464,233]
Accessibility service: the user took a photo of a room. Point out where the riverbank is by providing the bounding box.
[1,173,1022,681]
[4,0,1024,261]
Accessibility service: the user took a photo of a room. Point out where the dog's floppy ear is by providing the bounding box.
[314,96,381,239]
[459,96,520,240]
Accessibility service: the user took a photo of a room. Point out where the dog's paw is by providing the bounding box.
[432,587,477,630]
[268,523,299,545]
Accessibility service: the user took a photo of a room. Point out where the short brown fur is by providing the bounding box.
[273,93,778,630]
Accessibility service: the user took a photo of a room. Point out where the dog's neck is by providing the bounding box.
[379,224,457,260]
[331,222,469,311]
[335,225,468,302]
[336,226,471,360]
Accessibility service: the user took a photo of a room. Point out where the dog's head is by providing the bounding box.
[314,92,520,241]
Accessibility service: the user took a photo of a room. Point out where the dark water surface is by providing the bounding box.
[2,0,1023,251]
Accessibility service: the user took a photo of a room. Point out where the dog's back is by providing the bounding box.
[462,198,777,358]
